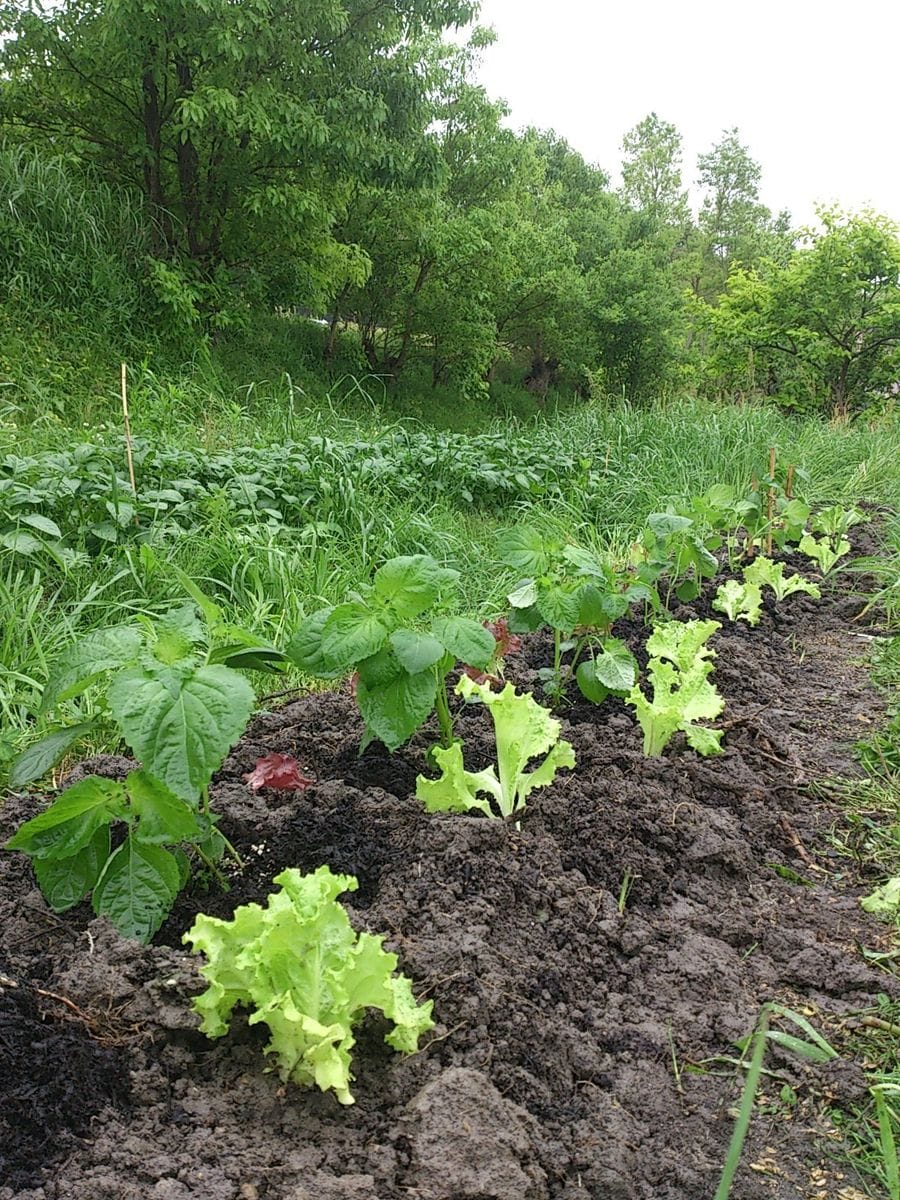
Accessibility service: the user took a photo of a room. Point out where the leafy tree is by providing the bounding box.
[686,127,791,301]
[702,209,900,415]
[0,0,477,319]
[620,112,689,229]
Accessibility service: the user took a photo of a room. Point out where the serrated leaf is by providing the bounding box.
[373,555,457,620]
[389,629,446,674]
[592,640,638,692]
[431,616,495,669]
[108,663,254,801]
[321,603,390,670]
[647,512,693,538]
[8,720,96,789]
[357,669,437,750]
[507,579,538,608]
[92,837,181,942]
[536,581,582,632]
[5,776,123,859]
[284,608,341,678]
[498,527,550,574]
[42,625,143,711]
[34,825,110,911]
[128,770,200,844]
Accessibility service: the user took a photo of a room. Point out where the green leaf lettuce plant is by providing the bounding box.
[183,865,434,1105]
[416,674,575,818]
[712,579,763,627]
[627,619,724,757]
[743,557,821,602]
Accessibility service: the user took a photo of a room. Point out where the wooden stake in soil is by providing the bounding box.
[120,362,137,498]
[785,464,795,500]
[766,446,776,556]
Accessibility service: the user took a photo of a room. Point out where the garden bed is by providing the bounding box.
[1,549,896,1200]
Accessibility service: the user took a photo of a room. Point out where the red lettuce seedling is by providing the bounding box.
[244,753,314,792]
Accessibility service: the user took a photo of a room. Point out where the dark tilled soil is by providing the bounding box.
[1,539,897,1200]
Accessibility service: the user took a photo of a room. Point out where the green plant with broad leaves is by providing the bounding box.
[183,865,433,1105]
[712,579,763,626]
[285,554,495,751]
[743,557,821,602]
[627,619,724,757]
[500,527,645,706]
[798,532,851,575]
[633,511,720,606]
[416,674,575,818]
[5,587,280,940]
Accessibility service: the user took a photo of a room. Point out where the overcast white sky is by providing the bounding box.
[471,0,900,227]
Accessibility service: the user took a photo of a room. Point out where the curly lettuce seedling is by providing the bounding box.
[798,533,851,575]
[627,619,724,757]
[416,675,575,818]
[184,866,433,1105]
[744,557,821,602]
[713,579,763,626]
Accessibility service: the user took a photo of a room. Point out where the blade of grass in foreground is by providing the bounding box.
[714,1005,771,1200]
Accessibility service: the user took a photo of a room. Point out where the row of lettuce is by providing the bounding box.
[2,479,864,1104]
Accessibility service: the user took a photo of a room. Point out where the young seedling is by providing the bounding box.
[184,866,433,1105]
[743,557,821,602]
[799,532,852,575]
[712,579,763,627]
[415,674,575,819]
[626,619,724,757]
[634,512,719,606]
[500,527,643,706]
[286,555,495,751]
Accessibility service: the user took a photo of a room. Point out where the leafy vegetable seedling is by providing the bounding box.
[743,557,821,602]
[635,512,719,606]
[184,865,434,1105]
[626,619,724,757]
[416,674,575,818]
[712,579,763,627]
[286,554,495,751]
[500,527,643,706]
[7,770,208,942]
[798,532,851,575]
[5,590,270,940]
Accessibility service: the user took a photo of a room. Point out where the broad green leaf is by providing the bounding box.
[536,580,582,632]
[592,640,638,693]
[128,770,201,844]
[20,513,62,539]
[498,527,551,574]
[415,742,497,817]
[389,629,446,674]
[683,724,724,757]
[92,836,181,942]
[357,644,404,688]
[373,556,457,620]
[430,616,495,669]
[209,645,287,673]
[42,625,143,711]
[507,602,544,633]
[108,663,254,801]
[647,512,693,538]
[577,584,609,629]
[8,720,96,790]
[575,660,610,705]
[321,603,390,670]
[5,776,123,859]
[284,607,342,678]
[357,669,437,750]
[507,579,538,608]
[34,825,110,911]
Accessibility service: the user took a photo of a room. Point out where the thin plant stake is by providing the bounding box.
[714,1004,771,1200]
[765,447,776,555]
[785,464,795,500]
[120,362,137,499]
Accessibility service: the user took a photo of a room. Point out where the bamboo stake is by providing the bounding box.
[120,362,137,497]
[766,446,776,555]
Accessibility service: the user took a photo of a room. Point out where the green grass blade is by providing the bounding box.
[714,1005,771,1200]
